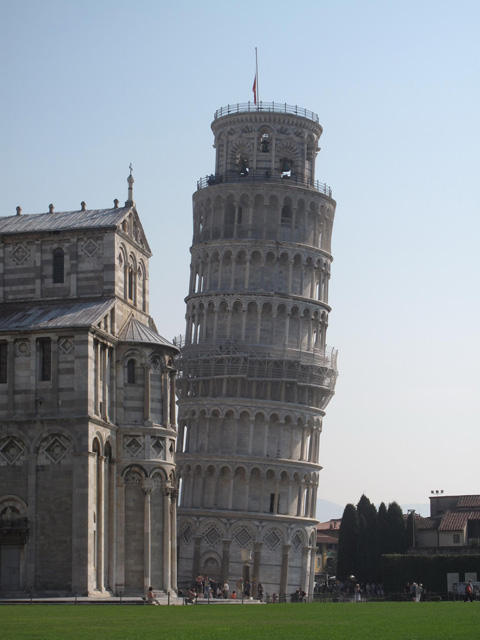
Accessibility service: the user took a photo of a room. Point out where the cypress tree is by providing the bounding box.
[405,511,417,549]
[356,514,368,582]
[357,494,378,582]
[386,501,407,554]
[377,502,388,581]
[337,503,359,580]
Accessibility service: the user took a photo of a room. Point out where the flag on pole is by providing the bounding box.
[253,47,259,106]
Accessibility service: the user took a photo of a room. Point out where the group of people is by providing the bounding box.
[184,575,264,603]
[314,581,385,599]
[405,582,424,602]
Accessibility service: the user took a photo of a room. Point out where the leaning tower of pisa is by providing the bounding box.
[175,102,338,597]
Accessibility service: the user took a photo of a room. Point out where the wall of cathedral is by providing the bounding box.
[0,205,178,596]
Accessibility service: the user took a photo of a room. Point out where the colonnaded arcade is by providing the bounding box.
[176,102,338,597]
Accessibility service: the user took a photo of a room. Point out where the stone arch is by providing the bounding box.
[204,464,216,508]
[217,465,232,509]
[278,471,290,515]
[248,250,262,290]
[199,549,223,581]
[259,301,273,344]
[232,466,248,511]
[122,465,147,482]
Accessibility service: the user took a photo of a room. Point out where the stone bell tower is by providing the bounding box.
[175,102,338,597]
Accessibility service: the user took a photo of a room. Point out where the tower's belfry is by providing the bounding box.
[176,102,338,597]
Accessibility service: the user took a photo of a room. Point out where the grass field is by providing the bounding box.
[1,602,479,640]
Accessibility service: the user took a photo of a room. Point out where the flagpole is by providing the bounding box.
[255,47,259,107]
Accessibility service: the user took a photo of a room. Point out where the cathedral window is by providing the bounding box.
[128,268,134,300]
[237,207,243,225]
[0,343,7,383]
[127,358,136,384]
[38,338,52,381]
[53,248,64,283]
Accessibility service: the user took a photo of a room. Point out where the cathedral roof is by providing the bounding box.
[0,206,133,235]
[118,316,178,352]
[0,299,115,332]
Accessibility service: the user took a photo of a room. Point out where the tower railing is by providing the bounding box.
[214,102,319,123]
[197,172,332,197]
[173,336,338,370]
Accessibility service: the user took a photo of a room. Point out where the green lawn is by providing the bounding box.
[0,602,479,640]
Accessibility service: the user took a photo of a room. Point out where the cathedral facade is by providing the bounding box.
[0,175,178,596]
[176,103,338,597]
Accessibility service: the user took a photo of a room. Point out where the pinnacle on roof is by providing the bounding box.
[125,163,135,207]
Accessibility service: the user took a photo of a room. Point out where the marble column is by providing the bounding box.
[280,544,291,598]
[143,480,154,590]
[252,541,263,597]
[162,487,172,591]
[220,538,232,583]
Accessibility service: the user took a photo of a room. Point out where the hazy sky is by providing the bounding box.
[2,0,479,518]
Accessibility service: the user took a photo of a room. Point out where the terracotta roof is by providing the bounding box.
[438,510,480,532]
[118,316,178,351]
[0,299,114,332]
[457,496,480,508]
[416,516,439,531]
[317,519,342,531]
[316,533,339,545]
[0,207,132,234]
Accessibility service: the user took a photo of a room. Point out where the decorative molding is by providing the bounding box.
[11,243,30,265]
[15,340,31,358]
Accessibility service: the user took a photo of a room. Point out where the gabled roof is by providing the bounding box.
[457,496,480,509]
[0,207,133,235]
[416,516,439,531]
[438,510,480,532]
[118,316,178,352]
[0,299,115,332]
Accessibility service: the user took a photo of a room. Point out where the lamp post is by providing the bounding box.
[407,509,416,549]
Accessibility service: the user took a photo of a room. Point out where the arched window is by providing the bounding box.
[281,158,292,178]
[260,133,270,152]
[127,359,136,384]
[53,248,64,283]
[128,269,134,300]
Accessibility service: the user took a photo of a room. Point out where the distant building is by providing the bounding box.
[0,174,178,595]
[314,519,340,579]
[414,495,480,552]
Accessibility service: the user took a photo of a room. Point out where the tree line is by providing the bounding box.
[336,495,416,583]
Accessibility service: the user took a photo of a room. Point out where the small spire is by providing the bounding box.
[125,163,135,207]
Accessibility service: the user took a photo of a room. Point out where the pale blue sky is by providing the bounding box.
[2,0,479,516]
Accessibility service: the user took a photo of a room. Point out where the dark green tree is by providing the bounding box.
[337,503,359,580]
[357,494,378,582]
[405,511,417,549]
[386,501,407,554]
[377,502,389,579]
[356,514,368,582]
